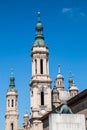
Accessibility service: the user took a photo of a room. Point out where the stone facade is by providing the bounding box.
[49,114,86,130]
[28,12,85,130]
[29,12,52,130]
[5,72,18,130]
[68,89,87,129]
[5,12,87,130]
[41,89,87,130]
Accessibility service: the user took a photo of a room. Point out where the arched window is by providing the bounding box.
[15,99,17,107]
[58,81,61,85]
[12,99,14,107]
[11,123,13,130]
[60,81,61,85]
[41,91,44,105]
[40,59,43,74]
[35,59,37,74]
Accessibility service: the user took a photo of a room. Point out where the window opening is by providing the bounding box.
[40,59,43,74]
[35,59,37,74]
[41,91,44,105]
[12,99,14,107]
[11,123,13,130]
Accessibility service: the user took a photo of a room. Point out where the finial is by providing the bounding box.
[58,64,61,74]
[68,71,74,90]
[11,68,14,77]
[69,71,73,78]
[69,71,74,82]
[8,68,16,91]
[38,11,40,22]
[34,11,45,46]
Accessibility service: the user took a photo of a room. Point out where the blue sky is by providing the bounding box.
[0,0,87,129]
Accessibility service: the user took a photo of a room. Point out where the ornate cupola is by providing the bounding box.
[55,65,64,90]
[8,71,16,92]
[30,12,52,122]
[69,80,79,97]
[30,12,50,79]
[5,71,18,130]
[33,11,45,46]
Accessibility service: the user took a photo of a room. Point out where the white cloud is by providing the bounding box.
[62,8,72,13]
[61,8,86,18]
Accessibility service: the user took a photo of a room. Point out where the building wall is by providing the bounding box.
[69,98,87,129]
[42,89,87,130]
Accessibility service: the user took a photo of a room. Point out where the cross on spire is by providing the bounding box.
[38,11,41,22]
[58,64,61,74]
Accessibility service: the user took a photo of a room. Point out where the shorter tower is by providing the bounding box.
[55,65,64,90]
[5,71,18,130]
[23,112,30,130]
[52,65,70,104]
[69,81,79,97]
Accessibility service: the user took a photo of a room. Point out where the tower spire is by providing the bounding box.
[38,11,41,22]
[57,64,63,78]
[8,69,16,92]
[35,11,43,36]
[5,70,18,130]
[33,11,46,46]
[58,64,61,74]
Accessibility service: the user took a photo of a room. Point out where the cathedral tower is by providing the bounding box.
[5,71,18,130]
[69,80,79,97]
[55,65,64,90]
[29,12,52,130]
[23,112,30,130]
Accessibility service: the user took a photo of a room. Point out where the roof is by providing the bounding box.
[33,12,46,47]
[40,89,87,121]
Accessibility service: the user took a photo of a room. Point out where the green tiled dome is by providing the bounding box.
[33,12,46,47]
[8,71,17,92]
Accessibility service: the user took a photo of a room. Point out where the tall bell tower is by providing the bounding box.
[30,12,52,122]
[5,71,18,130]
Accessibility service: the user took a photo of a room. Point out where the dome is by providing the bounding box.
[8,71,17,92]
[57,73,63,79]
[24,112,29,118]
[68,77,73,82]
[69,84,78,91]
[56,65,64,79]
[36,22,43,30]
[33,12,46,47]
[69,81,78,91]
[34,38,45,46]
[59,90,70,102]
[36,12,43,31]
